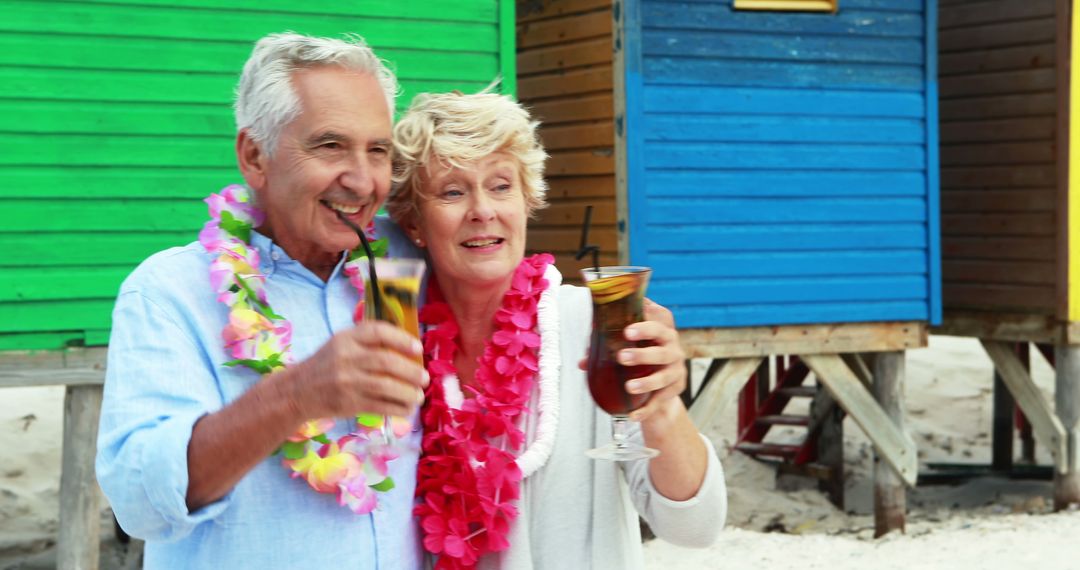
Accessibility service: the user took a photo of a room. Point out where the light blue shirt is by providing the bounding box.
[96,218,424,570]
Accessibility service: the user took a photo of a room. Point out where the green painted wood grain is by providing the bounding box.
[1,0,511,350]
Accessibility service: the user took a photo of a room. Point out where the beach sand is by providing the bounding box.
[2,336,1078,568]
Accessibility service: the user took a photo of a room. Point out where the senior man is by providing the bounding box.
[97,32,691,570]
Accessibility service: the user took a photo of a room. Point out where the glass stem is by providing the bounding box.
[612,416,630,450]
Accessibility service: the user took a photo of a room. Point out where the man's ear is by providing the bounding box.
[236,130,267,191]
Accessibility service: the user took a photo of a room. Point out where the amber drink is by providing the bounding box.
[581,266,660,461]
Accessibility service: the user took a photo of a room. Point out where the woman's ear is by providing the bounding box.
[236,130,267,191]
[404,217,425,248]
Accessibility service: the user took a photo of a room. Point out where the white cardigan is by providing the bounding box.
[433,266,727,569]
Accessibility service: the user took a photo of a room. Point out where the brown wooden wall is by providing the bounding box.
[517,0,619,282]
[939,0,1062,316]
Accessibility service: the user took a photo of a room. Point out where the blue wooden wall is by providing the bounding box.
[623,0,941,328]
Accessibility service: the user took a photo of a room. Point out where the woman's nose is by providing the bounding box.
[469,191,496,221]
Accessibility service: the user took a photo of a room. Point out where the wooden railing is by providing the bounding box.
[0,348,107,570]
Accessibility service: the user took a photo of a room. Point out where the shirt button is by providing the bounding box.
[271,251,281,261]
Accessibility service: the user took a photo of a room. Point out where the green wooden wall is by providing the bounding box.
[0,0,515,351]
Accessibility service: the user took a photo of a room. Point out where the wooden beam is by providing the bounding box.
[981,340,1068,472]
[840,353,873,389]
[1054,345,1080,508]
[0,348,107,388]
[681,322,926,359]
[802,354,918,486]
[873,352,907,537]
[936,310,1080,344]
[688,357,764,430]
[57,385,103,570]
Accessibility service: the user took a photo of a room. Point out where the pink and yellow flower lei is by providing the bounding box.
[415,254,553,569]
[198,184,409,514]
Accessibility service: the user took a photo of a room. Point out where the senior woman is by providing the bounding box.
[387,91,726,570]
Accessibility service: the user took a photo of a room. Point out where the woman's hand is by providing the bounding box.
[618,298,687,422]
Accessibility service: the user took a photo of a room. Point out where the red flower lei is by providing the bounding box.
[415,253,554,569]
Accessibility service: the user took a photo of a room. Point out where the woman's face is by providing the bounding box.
[412,152,528,291]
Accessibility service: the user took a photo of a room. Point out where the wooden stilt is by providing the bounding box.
[57,384,103,570]
[812,386,845,509]
[1054,345,1080,509]
[873,351,906,537]
[991,369,1015,472]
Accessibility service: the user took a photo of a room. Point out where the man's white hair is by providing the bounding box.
[234,32,399,155]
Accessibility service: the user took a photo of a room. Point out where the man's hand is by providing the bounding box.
[282,321,429,421]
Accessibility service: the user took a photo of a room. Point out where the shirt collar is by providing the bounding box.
[250,230,348,284]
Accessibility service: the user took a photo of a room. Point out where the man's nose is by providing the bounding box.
[339,152,379,196]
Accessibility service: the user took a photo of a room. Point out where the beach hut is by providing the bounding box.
[0,1,516,566]
[935,0,1079,508]
[518,0,939,533]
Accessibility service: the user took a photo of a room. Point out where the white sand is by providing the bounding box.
[2,336,1078,568]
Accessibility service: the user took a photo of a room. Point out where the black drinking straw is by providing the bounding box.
[574,205,600,273]
[335,211,384,321]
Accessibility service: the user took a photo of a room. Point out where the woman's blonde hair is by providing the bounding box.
[388,88,548,225]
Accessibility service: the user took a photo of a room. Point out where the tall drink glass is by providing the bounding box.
[358,257,426,442]
[581,266,660,461]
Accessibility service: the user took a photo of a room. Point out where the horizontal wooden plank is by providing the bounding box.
[644,86,925,118]
[0,167,235,198]
[0,134,233,167]
[646,114,925,144]
[940,44,1055,77]
[647,250,928,279]
[650,275,928,305]
[518,0,611,24]
[528,225,618,253]
[941,188,1056,212]
[943,283,1056,313]
[543,175,616,199]
[516,8,611,49]
[643,197,927,224]
[0,267,129,302]
[0,332,92,352]
[944,259,1056,285]
[939,18,1056,53]
[546,148,614,175]
[644,3,924,38]
[534,199,616,227]
[26,0,496,22]
[935,310,1080,344]
[645,142,926,170]
[540,122,614,150]
[0,100,231,136]
[644,57,924,92]
[940,69,1056,99]
[942,165,1056,188]
[942,213,1056,236]
[940,117,1056,144]
[644,170,926,197]
[0,30,497,73]
[681,321,927,358]
[940,141,1055,166]
[2,199,203,232]
[667,300,930,329]
[942,236,1057,261]
[517,65,612,100]
[642,224,928,252]
[940,93,1056,120]
[528,93,613,123]
[0,345,107,371]
[939,0,1055,30]
[0,299,114,333]
[0,232,191,266]
[643,29,924,65]
[0,66,492,105]
[517,36,611,76]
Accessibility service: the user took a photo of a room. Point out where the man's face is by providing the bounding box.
[253,66,392,272]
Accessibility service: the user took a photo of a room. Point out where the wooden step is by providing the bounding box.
[735,442,801,459]
[778,386,817,398]
[755,414,810,427]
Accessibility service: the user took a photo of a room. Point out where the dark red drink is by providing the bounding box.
[582,267,655,416]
